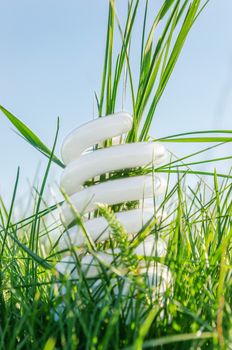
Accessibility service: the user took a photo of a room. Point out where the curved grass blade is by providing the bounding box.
[0,105,65,168]
[124,332,216,349]
[139,0,204,141]
[155,129,232,142]
[158,137,232,142]
[155,168,232,180]
[4,229,52,270]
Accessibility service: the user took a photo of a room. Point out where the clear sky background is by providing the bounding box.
[0,0,231,206]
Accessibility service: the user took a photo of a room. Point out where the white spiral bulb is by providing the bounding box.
[55,112,171,294]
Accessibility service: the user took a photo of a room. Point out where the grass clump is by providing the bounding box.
[0,1,232,349]
[0,171,232,349]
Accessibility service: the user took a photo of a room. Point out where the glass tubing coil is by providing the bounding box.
[56,112,171,289]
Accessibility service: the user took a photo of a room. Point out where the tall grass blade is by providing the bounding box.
[0,105,64,168]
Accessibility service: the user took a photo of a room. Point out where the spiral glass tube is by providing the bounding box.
[55,112,171,294]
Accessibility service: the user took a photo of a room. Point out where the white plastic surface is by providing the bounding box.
[60,175,166,226]
[56,236,168,280]
[61,112,133,164]
[61,142,166,195]
[54,112,171,292]
[59,208,165,249]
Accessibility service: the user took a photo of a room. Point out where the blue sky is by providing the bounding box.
[0,0,231,203]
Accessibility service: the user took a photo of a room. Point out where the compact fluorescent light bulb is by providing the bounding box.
[54,112,171,301]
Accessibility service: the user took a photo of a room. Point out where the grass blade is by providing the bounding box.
[0,105,64,168]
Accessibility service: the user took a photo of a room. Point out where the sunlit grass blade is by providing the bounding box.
[155,168,232,180]
[159,137,232,142]
[125,332,217,349]
[0,168,20,258]
[155,129,232,142]
[0,105,64,168]
[110,0,139,114]
[139,0,204,141]
[3,1,232,349]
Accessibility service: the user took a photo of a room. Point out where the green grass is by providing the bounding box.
[0,1,232,349]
